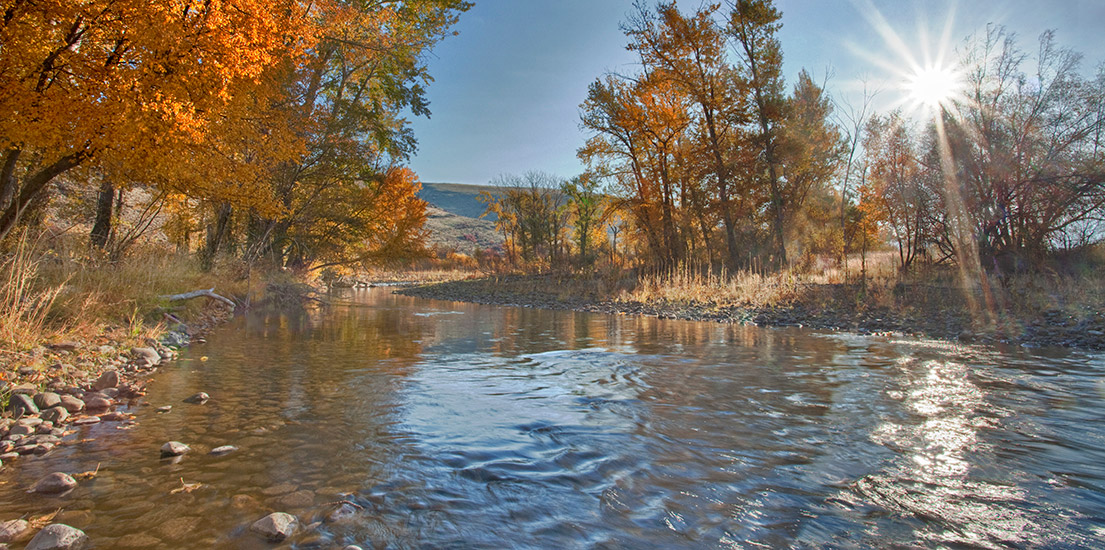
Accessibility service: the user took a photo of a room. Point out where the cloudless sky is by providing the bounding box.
[408,0,1105,185]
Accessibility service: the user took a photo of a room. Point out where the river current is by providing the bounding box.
[0,288,1103,548]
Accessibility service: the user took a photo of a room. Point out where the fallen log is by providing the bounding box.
[160,288,236,310]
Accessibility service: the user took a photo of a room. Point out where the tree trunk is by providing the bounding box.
[90,178,115,249]
[0,150,88,242]
[201,202,233,270]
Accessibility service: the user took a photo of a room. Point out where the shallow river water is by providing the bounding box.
[1,288,1104,549]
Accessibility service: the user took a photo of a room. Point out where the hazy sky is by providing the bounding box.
[408,0,1105,185]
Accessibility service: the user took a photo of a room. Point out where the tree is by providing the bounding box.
[562,173,607,266]
[0,0,312,241]
[728,0,788,266]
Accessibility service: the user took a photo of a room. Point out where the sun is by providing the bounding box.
[904,63,961,111]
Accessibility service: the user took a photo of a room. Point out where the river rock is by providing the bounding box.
[0,519,29,542]
[344,546,364,550]
[33,392,61,410]
[209,445,238,456]
[50,341,80,352]
[249,512,297,542]
[41,407,69,425]
[160,441,190,457]
[31,472,77,494]
[11,383,35,395]
[155,406,171,413]
[71,417,100,426]
[131,347,161,367]
[59,396,84,413]
[325,502,359,523]
[91,370,119,391]
[83,397,111,411]
[6,394,37,417]
[8,425,35,436]
[182,392,209,404]
[25,524,88,550]
[159,331,189,348]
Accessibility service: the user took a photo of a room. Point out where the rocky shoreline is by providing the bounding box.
[396,277,1105,351]
[0,307,235,548]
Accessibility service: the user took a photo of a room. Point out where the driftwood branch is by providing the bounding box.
[160,288,236,310]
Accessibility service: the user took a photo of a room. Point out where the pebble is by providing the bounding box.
[155,406,172,413]
[33,392,61,410]
[209,445,238,456]
[71,417,101,426]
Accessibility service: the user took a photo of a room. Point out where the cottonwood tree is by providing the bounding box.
[0,0,310,241]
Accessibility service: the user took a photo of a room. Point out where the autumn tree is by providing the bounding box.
[779,70,844,260]
[728,0,788,266]
[0,0,311,242]
[625,2,746,266]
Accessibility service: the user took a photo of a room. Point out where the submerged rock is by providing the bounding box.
[31,472,77,494]
[25,524,88,550]
[249,512,297,542]
[160,441,190,457]
[209,445,238,456]
[0,519,29,542]
[182,392,209,404]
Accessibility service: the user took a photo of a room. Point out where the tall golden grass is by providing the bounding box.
[0,233,65,349]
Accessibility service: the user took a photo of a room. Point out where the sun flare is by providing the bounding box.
[904,63,961,111]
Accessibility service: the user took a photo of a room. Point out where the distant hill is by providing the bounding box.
[419,182,500,220]
[419,182,503,253]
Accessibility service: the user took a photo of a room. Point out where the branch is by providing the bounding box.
[159,288,236,310]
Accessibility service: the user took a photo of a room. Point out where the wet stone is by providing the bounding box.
[249,512,297,542]
[261,482,297,496]
[160,441,190,457]
[25,524,89,550]
[6,394,37,416]
[182,392,209,404]
[0,519,29,542]
[209,445,238,456]
[71,417,100,426]
[276,490,314,509]
[32,472,77,494]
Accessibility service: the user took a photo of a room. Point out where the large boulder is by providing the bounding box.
[90,370,119,391]
[25,524,88,550]
[32,392,61,410]
[31,473,77,494]
[249,512,297,542]
[58,396,84,414]
[40,407,69,425]
[130,347,161,367]
[6,394,37,417]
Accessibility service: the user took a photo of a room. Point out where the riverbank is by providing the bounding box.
[396,272,1105,351]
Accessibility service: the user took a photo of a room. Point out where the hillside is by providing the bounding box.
[419,182,504,253]
[419,182,501,220]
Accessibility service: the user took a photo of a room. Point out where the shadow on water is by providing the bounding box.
[0,288,1103,548]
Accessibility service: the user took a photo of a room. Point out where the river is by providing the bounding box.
[1,288,1103,549]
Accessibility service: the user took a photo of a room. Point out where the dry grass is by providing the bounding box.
[1,232,249,357]
[0,233,66,349]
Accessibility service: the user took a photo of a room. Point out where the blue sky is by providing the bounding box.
[408,0,1105,185]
